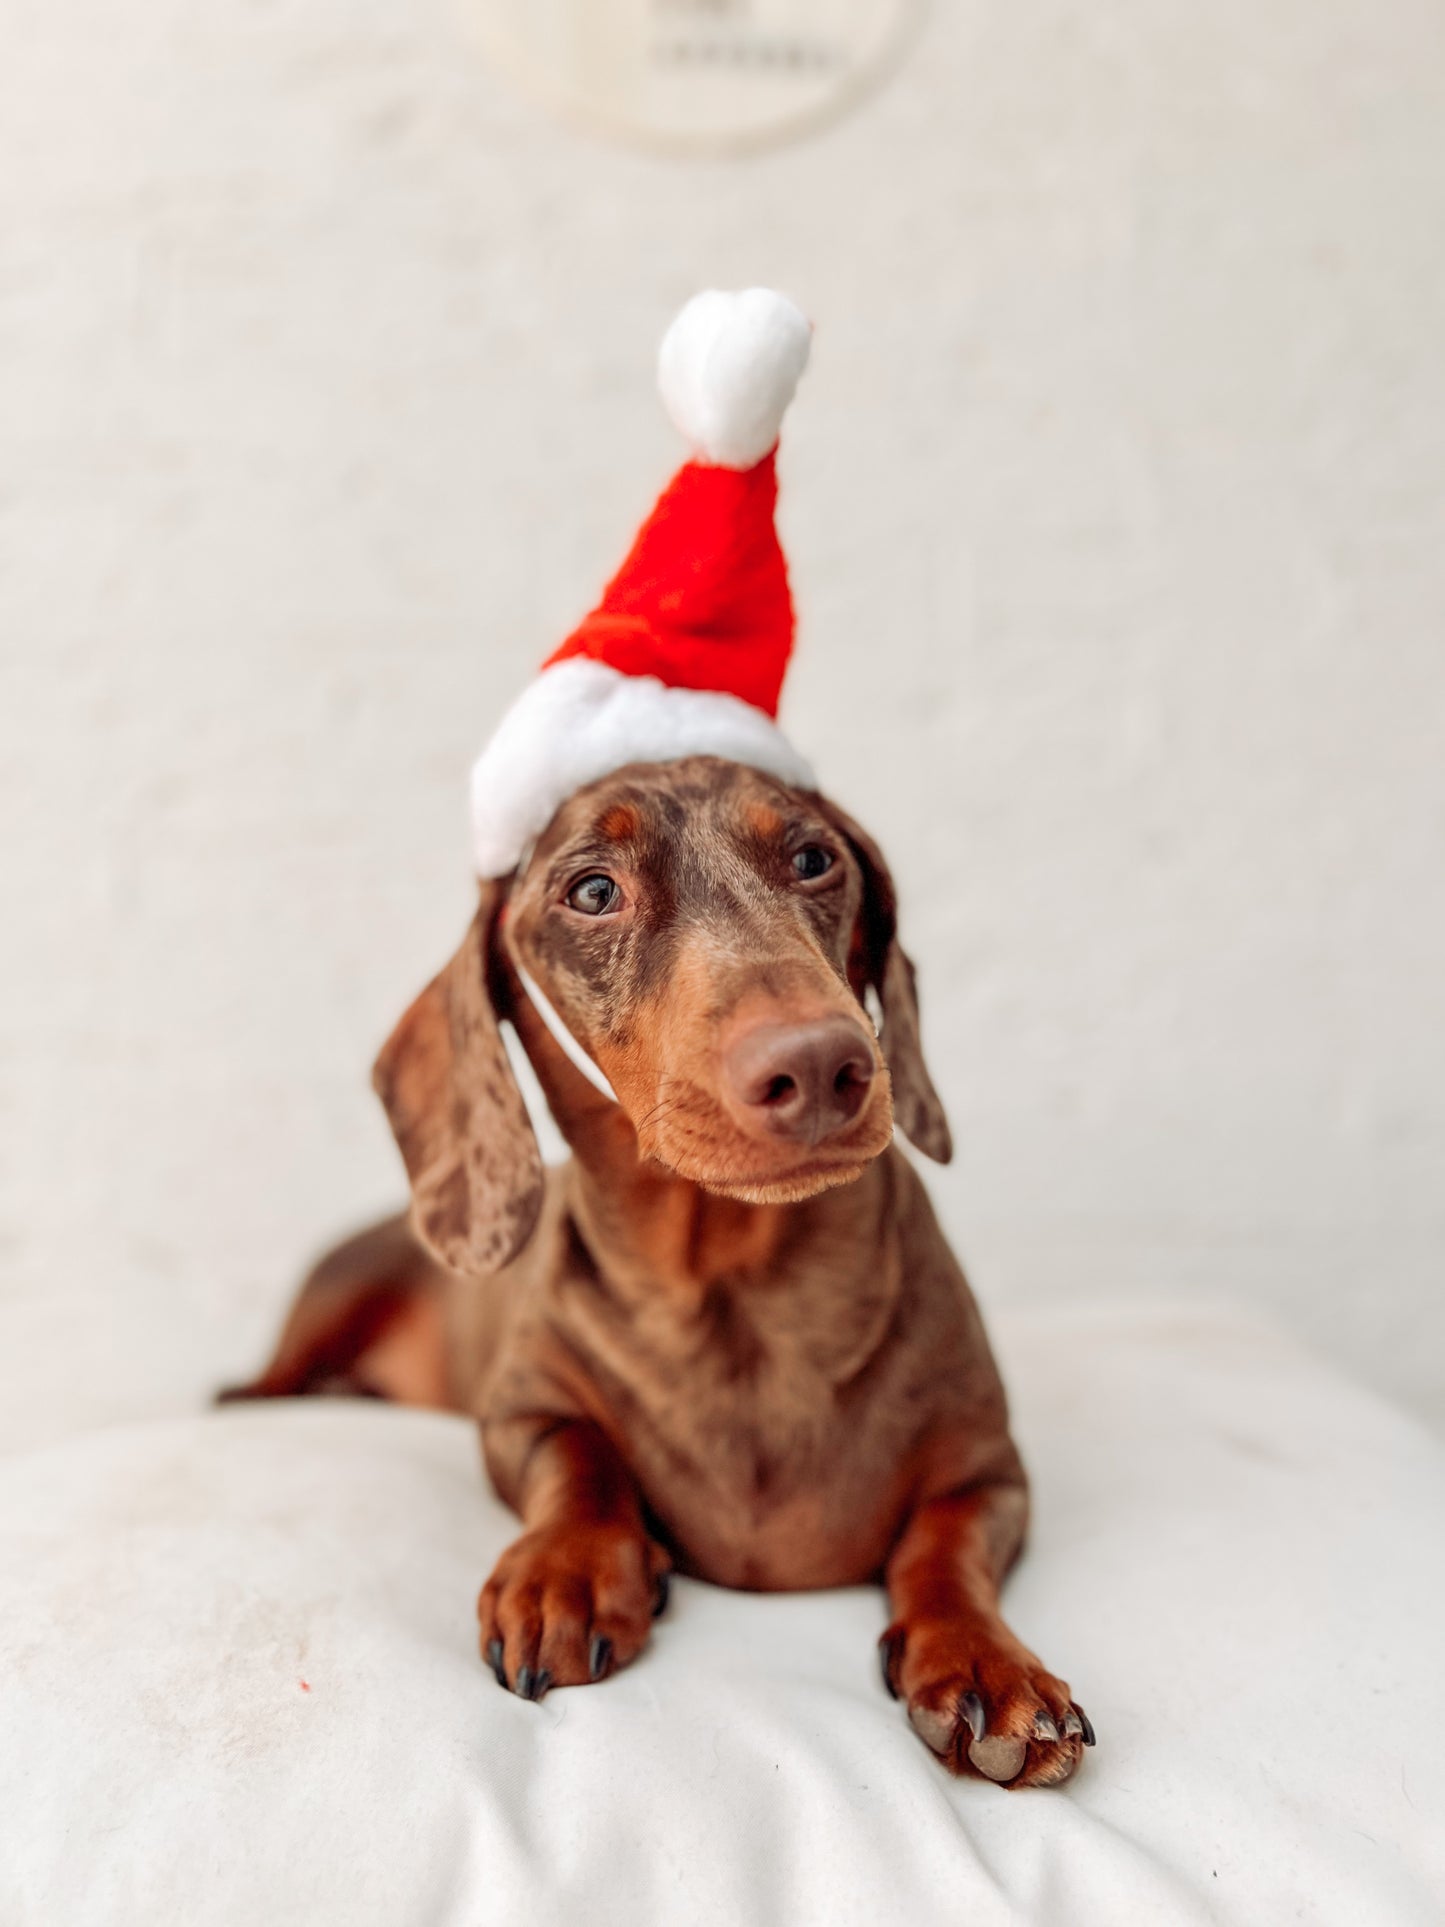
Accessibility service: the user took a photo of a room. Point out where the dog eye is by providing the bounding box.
[791,846,835,881]
[566,874,621,916]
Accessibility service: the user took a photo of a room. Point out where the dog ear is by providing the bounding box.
[816,797,953,1165]
[372,881,544,1274]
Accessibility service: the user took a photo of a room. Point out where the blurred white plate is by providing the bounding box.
[463,0,923,155]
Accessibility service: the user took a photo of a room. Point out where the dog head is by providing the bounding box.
[374,756,951,1275]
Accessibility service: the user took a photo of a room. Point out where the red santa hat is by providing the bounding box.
[469,288,817,878]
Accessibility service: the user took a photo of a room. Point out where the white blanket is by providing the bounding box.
[2,1303,1441,1926]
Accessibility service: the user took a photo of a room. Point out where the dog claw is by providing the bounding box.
[487,1639,507,1689]
[1074,1704,1096,1747]
[652,1572,671,1618]
[1032,1711,1060,1743]
[588,1635,613,1682]
[515,1665,545,1701]
[959,1691,988,1743]
[878,1629,903,1700]
[1061,1710,1082,1739]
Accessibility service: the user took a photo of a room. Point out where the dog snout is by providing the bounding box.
[721,1017,877,1147]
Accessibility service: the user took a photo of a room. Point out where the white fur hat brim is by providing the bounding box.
[469,659,816,878]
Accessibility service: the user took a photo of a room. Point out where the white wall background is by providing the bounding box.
[3,0,1442,1452]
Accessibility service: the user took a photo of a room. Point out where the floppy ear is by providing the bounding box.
[372,880,544,1274]
[816,797,953,1165]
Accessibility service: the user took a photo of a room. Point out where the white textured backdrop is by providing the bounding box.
[2,0,1442,1449]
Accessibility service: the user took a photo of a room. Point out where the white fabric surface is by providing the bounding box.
[2,1303,1441,1926]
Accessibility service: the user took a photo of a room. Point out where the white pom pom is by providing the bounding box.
[657,288,812,470]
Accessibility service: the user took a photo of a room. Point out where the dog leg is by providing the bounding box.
[216,1214,450,1407]
[879,1480,1093,1788]
[478,1418,671,1701]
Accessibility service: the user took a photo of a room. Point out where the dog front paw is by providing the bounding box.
[478,1522,671,1700]
[879,1617,1094,1788]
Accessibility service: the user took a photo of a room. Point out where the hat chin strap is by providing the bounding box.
[513,961,619,1105]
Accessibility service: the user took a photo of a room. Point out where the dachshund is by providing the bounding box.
[224,755,1094,1788]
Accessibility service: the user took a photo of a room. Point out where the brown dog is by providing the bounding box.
[227,755,1093,1788]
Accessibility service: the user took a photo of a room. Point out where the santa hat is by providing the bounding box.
[469,288,817,878]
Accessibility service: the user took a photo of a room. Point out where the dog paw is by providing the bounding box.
[879,1618,1094,1788]
[478,1522,671,1699]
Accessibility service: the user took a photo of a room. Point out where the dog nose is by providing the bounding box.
[722,1018,877,1146]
